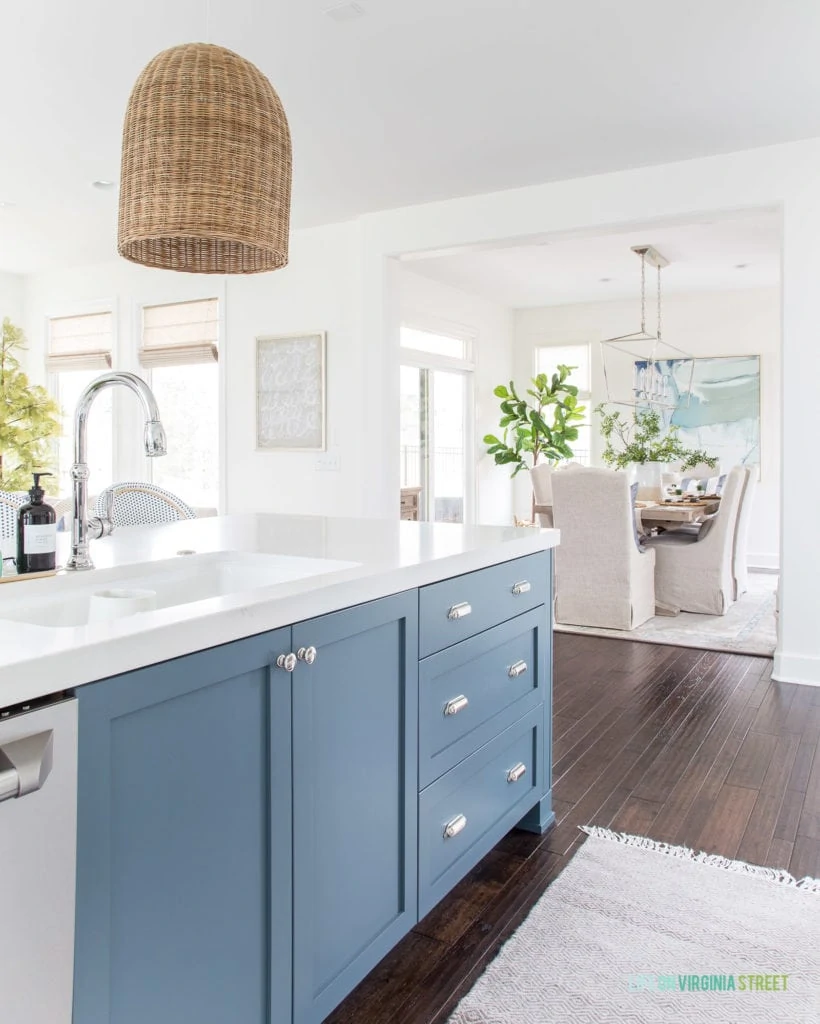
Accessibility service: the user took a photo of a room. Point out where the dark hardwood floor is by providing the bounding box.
[328,634,820,1024]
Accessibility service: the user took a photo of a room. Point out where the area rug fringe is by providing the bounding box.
[580,825,820,894]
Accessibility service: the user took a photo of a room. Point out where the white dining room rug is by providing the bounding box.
[554,572,778,657]
[447,827,820,1024]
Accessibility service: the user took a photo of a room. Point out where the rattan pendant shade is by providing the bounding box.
[118,43,292,274]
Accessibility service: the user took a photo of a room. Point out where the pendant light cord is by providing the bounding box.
[205,0,211,43]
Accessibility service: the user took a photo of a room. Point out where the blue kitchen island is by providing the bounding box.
[0,515,557,1024]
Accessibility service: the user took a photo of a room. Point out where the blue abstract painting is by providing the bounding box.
[635,355,760,471]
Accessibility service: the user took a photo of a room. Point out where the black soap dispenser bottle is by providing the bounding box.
[16,472,57,574]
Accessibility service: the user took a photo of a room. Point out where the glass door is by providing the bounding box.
[399,364,470,524]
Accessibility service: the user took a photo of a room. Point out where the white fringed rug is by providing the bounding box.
[448,827,820,1023]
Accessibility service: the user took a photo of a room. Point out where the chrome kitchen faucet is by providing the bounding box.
[65,371,167,571]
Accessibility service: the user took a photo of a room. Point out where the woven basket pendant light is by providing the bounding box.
[118,43,292,274]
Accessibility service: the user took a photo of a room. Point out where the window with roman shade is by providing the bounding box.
[47,311,113,372]
[142,298,220,509]
[140,298,219,368]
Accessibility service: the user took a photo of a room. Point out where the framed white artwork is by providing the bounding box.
[256,332,326,451]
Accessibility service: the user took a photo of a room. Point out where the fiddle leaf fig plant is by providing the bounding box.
[483,365,586,476]
[595,404,718,471]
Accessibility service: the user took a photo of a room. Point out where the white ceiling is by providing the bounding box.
[0,1,816,273]
[404,212,782,307]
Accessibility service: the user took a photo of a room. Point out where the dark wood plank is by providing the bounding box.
[695,783,759,857]
[609,794,662,834]
[736,733,800,866]
[790,835,820,880]
[725,729,779,789]
[669,704,757,846]
[765,837,794,870]
[648,668,763,841]
[772,788,805,844]
[787,742,816,794]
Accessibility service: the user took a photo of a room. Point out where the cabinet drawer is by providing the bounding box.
[419,607,547,787]
[419,552,549,657]
[419,707,543,917]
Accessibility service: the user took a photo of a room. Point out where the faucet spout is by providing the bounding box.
[144,419,167,458]
[65,371,167,571]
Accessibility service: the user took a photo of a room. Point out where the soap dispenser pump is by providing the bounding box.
[16,472,57,574]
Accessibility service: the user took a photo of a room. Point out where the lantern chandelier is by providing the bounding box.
[600,245,694,411]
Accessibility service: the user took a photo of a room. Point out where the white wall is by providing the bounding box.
[514,288,781,568]
[21,221,368,517]
[398,269,514,525]
[0,271,24,331]
[224,221,367,517]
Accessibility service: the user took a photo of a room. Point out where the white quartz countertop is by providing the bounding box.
[0,514,559,707]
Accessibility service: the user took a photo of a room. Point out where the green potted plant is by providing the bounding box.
[484,365,586,521]
[595,404,717,499]
[0,317,61,492]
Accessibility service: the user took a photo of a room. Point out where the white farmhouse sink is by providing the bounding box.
[0,551,359,629]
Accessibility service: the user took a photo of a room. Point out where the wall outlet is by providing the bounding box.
[315,451,341,472]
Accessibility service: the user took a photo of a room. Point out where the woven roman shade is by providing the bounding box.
[118,43,292,275]
[47,311,113,372]
[140,298,218,368]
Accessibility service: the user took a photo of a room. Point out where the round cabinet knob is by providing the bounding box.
[276,652,297,673]
[297,646,317,665]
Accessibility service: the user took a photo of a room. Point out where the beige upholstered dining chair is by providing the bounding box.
[731,466,755,599]
[551,467,656,630]
[644,465,746,616]
[94,482,196,527]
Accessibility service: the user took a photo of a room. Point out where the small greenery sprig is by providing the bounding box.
[596,404,717,471]
[483,365,586,478]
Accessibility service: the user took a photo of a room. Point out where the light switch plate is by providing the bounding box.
[315,452,341,472]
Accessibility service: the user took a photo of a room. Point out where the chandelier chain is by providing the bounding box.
[640,250,647,334]
[657,263,663,343]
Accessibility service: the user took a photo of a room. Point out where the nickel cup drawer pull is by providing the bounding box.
[447,602,472,620]
[512,580,531,596]
[508,660,528,678]
[443,813,467,839]
[444,695,469,717]
[507,762,527,784]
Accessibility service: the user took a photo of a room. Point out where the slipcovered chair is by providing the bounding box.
[531,461,584,528]
[732,467,755,598]
[94,482,196,527]
[530,462,555,527]
[644,466,746,616]
[551,467,656,630]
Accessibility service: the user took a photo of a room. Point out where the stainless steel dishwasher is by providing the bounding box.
[0,694,78,1024]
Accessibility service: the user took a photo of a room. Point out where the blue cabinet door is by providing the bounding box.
[291,591,419,1024]
[73,629,294,1024]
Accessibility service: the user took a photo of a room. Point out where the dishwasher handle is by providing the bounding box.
[0,730,54,803]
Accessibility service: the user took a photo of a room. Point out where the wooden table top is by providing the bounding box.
[638,498,720,524]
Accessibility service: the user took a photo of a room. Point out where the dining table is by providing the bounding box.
[636,497,721,534]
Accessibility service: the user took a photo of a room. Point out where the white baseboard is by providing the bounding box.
[748,552,779,572]
[773,651,820,687]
